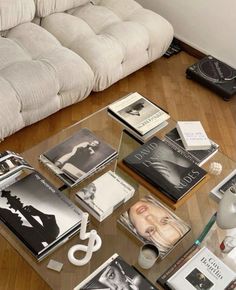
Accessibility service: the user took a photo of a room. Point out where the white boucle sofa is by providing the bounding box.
[38,0,174,91]
[0,0,173,140]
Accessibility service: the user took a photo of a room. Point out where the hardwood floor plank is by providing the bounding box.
[0,51,235,289]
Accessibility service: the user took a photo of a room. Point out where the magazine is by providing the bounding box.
[164,128,219,166]
[39,128,118,187]
[107,92,170,138]
[123,136,207,202]
[118,195,191,259]
[166,247,236,290]
[75,170,135,221]
[0,171,83,261]
[74,253,160,290]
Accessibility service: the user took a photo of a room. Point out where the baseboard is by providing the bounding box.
[174,38,206,59]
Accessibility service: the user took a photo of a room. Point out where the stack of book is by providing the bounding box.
[0,153,84,261]
[164,127,219,166]
[121,136,207,207]
[39,128,118,187]
[108,92,170,142]
[157,245,236,290]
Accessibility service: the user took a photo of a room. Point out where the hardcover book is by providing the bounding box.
[164,128,219,166]
[74,253,160,290]
[75,170,135,221]
[157,244,200,289]
[108,92,170,139]
[176,121,211,151]
[0,171,83,261]
[166,247,236,290]
[123,136,207,202]
[118,195,191,259]
[0,151,33,181]
[39,128,118,187]
[210,169,236,201]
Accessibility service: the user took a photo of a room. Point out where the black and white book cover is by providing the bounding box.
[0,151,33,181]
[123,136,207,202]
[74,253,160,290]
[166,247,236,290]
[118,195,191,259]
[108,92,170,136]
[0,171,83,260]
[76,170,135,221]
[40,128,118,187]
[164,128,219,166]
[210,169,236,201]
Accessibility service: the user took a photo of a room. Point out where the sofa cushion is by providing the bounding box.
[34,0,90,18]
[0,0,35,31]
[41,0,173,91]
[0,23,94,139]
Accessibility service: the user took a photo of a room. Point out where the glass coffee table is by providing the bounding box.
[1,107,236,290]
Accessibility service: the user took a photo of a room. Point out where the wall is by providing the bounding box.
[137,0,236,68]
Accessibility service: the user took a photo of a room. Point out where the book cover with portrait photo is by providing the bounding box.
[118,195,191,259]
[166,247,236,290]
[40,128,118,187]
[123,136,207,202]
[74,253,160,290]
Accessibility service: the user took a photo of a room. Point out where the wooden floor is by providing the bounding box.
[0,51,235,290]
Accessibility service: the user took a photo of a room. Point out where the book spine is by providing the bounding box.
[164,138,198,164]
[157,244,200,289]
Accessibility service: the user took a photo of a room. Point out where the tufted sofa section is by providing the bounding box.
[0,0,94,140]
[37,0,174,91]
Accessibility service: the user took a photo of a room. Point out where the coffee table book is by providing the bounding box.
[74,253,160,290]
[210,168,236,201]
[176,121,211,151]
[107,92,170,141]
[75,170,135,221]
[0,171,83,261]
[118,195,191,259]
[164,128,219,166]
[157,244,200,289]
[123,136,207,203]
[39,128,118,187]
[166,247,236,290]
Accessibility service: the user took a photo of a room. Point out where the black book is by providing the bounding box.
[0,171,83,261]
[164,128,219,166]
[123,137,207,202]
[74,253,160,290]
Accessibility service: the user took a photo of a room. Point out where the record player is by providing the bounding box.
[186,55,236,100]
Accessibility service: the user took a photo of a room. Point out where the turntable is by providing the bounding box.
[186,55,236,100]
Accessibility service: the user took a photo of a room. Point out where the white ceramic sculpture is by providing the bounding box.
[68,213,102,266]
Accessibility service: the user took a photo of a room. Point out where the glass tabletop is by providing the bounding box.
[1,106,236,290]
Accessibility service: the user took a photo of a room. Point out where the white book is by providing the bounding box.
[176,121,211,150]
[167,247,236,290]
[108,92,170,136]
[75,170,135,221]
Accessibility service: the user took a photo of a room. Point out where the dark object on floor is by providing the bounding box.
[186,55,236,101]
[164,40,182,58]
